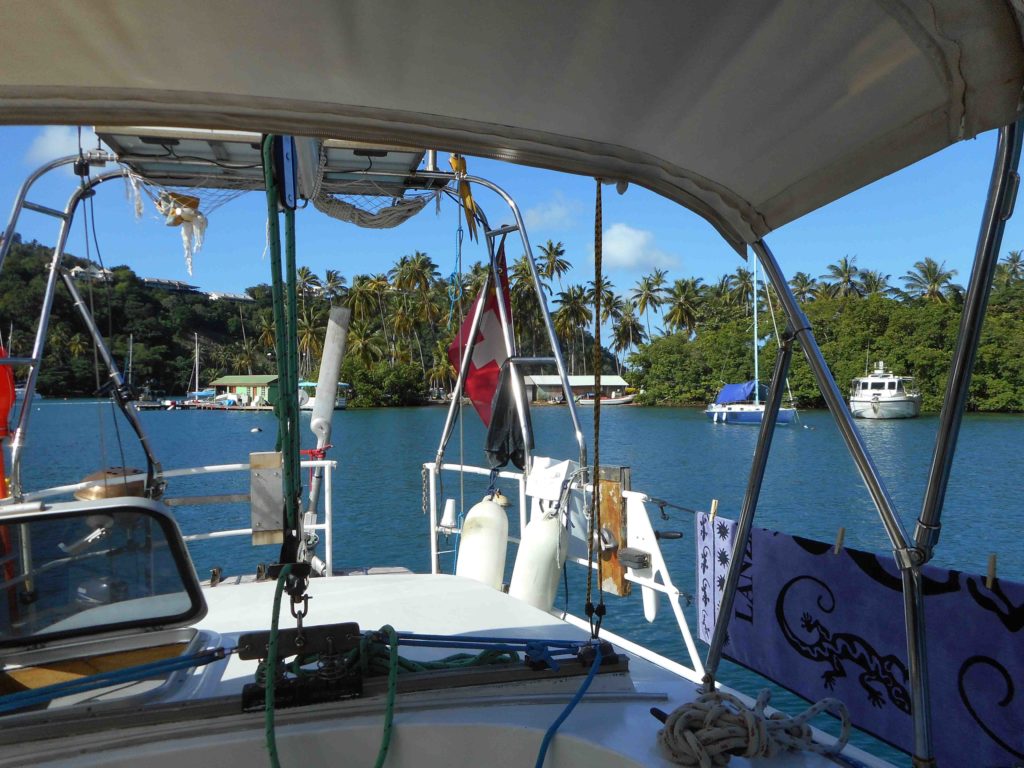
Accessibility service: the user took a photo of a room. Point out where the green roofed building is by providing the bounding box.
[208,375,278,407]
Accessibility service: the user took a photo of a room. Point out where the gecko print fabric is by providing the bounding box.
[697,518,1024,765]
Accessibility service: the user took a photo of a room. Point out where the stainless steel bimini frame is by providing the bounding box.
[0,154,164,500]
[702,120,1023,768]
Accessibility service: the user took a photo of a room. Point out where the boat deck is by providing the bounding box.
[0,573,887,767]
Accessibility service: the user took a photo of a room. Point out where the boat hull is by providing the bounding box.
[849,395,920,419]
[705,403,796,425]
[576,394,635,406]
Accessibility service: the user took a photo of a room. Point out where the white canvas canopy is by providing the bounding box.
[1,1,1022,251]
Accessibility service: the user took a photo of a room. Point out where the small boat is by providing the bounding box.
[706,256,796,425]
[705,380,796,424]
[849,361,922,419]
[576,392,634,406]
[297,380,347,411]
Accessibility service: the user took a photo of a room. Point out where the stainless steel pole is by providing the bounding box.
[753,241,911,554]
[435,268,490,464]
[756,240,934,765]
[9,170,124,497]
[703,334,793,685]
[914,120,1023,561]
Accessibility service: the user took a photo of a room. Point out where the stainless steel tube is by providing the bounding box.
[9,170,125,497]
[753,241,911,555]
[914,119,1023,559]
[703,334,793,683]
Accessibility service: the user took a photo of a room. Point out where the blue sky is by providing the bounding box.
[1,125,1019,325]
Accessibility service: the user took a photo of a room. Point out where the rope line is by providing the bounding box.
[534,643,604,768]
[657,689,851,767]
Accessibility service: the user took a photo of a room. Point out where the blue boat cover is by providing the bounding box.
[713,381,766,404]
[697,513,1024,766]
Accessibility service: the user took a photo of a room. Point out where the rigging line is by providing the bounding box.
[87,190,128,473]
[761,271,797,406]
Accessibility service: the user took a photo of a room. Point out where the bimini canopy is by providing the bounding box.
[1,1,1022,252]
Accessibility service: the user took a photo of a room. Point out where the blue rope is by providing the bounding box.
[534,643,604,768]
[0,648,225,714]
[447,222,465,328]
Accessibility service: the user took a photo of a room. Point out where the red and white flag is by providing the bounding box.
[448,244,511,427]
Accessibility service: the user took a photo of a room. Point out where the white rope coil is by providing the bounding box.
[658,690,850,767]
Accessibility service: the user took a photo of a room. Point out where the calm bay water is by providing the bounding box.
[13,400,1024,763]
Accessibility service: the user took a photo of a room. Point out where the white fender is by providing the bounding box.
[508,508,567,611]
[455,494,509,590]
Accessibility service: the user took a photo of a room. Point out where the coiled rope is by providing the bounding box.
[657,690,851,767]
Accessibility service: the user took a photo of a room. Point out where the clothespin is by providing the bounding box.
[708,498,719,523]
[833,527,845,554]
[986,553,997,589]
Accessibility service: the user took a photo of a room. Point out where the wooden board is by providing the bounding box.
[598,466,630,597]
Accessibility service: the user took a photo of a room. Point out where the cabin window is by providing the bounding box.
[871,382,884,390]
[888,382,896,389]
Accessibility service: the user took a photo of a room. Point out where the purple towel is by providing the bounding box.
[697,516,1024,765]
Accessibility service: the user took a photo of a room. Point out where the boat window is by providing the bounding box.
[888,382,896,389]
[871,382,885,390]
[0,505,205,648]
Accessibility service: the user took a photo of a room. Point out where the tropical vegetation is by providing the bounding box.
[2,235,1023,412]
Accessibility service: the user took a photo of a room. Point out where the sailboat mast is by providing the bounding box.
[194,332,199,395]
[753,256,759,405]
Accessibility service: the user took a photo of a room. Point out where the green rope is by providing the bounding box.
[264,563,292,768]
[374,625,399,768]
[261,136,300,533]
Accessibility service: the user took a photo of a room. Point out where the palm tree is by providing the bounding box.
[586,276,618,325]
[731,268,755,311]
[632,268,667,336]
[820,256,862,297]
[788,272,818,302]
[321,269,347,305]
[538,240,571,290]
[296,309,325,377]
[902,257,960,302]
[256,310,276,352]
[663,278,703,336]
[859,269,892,297]
[347,274,377,322]
[612,300,646,371]
[346,318,386,367]
[296,266,323,312]
[67,332,88,359]
[554,285,591,374]
[995,249,1024,288]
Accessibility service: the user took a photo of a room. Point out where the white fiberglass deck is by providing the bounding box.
[1,572,887,768]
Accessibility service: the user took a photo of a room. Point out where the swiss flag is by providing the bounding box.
[448,243,512,427]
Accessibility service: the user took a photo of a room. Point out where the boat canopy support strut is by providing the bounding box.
[702,325,794,687]
[915,119,1023,563]
[1,161,164,500]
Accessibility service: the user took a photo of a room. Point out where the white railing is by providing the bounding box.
[0,460,338,575]
[422,460,704,677]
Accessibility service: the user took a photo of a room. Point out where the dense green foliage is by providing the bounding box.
[3,237,1022,412]
[628,254,1024,412]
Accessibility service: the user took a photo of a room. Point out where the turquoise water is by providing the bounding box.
[12,400,1024,763]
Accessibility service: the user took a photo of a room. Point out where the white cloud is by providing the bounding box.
[523,192,581,230]
[25,126,101,167]
[601,223,677,270]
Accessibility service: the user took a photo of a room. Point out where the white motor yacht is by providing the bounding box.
[849,362,922,420]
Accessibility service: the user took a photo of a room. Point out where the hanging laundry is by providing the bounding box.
[698,517,1024,766]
